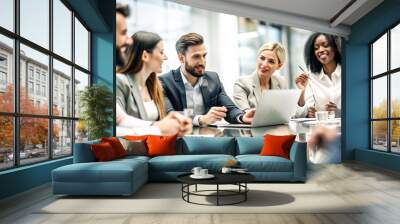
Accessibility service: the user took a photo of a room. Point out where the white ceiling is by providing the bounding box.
[168,0,384,37]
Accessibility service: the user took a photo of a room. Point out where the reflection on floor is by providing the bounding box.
[1,162,400,224]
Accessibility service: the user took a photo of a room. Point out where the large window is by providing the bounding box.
[0,0,91,171]
[370,23,400,153]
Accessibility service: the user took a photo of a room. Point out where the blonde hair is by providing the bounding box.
[257,42,286,65]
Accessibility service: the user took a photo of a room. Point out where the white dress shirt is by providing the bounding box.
[296,64,341,117]
[181,71,205,126]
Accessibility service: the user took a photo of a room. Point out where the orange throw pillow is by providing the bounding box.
[91,142,117,161]
[101,137,126,158]
[146,135,177,157]
[259,134,296,159]
[124,135,149,141]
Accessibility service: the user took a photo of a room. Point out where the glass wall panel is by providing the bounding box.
[20,44,49,115]
[372,33,387,76]
[0,0,14,31]
[53,0,72,60]
[372,76,387,119]
[0,34,14,113]
[53,119,72,157]
[74,18,89,70]
[0,116,13,170]
[372,121,388,151]
[53,59,72,117]
[20,117,49,165]
[20,0,49,49]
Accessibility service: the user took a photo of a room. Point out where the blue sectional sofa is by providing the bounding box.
[52,136,307,196]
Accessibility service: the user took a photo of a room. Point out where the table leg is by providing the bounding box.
[195,184,197,192]
[217,184,219,206]
[245,183,247,201]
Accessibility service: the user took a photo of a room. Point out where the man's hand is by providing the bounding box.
[242,108,256,124]
[199,106,227,125]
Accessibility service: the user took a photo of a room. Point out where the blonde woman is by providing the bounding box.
[233,42,288,110]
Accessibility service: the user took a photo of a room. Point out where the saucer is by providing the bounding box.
[190,174,215,179]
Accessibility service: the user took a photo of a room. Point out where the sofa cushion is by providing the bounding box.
[119,138,147,156]
[236,155,293,172]
[52,158,147,183]
[260,134,296,159]
[177,136,236,155]
[147,135,177,157]
[91,142,118,162]
[236,136,263,155]
[101,137,127,158]
[148,154,235,172]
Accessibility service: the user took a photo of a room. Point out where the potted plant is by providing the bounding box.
[79,84,113,140]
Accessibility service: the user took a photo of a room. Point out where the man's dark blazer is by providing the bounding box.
[159,67,244,124]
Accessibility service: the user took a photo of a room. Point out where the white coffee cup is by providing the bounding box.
[328,111,335,119]
[191,167,202,176]
[221,167,232,173]
[200,169,208,176]
[316,111,328,121]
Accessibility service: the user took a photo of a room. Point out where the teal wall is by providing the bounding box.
[345,0,400,171]
[0,0,115,200]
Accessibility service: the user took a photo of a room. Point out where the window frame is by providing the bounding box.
[370,19,400,154]
[0,0,92,171]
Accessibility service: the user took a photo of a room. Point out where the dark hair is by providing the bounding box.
[116,3,130,17]
[119,31,166,118]
[304,33,341,73]
[175,33,204,54]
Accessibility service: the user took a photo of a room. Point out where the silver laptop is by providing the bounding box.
[213,89,301,128]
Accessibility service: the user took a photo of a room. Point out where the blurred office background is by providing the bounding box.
[117,0,312,97]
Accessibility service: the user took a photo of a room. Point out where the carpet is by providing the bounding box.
[38,183,362,214]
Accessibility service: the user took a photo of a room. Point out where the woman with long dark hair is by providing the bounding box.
[295,33,342,118]
[116,31,191,136]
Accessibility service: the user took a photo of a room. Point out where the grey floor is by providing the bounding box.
[1,162,400,224]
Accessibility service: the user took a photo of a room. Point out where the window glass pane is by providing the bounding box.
[372,121,388,151]
[75,120,88,143]
[74,18,89,70]
[20,117,49,165]
[391,24,400,70]
[53,119,72,158]
[20,0,49,49]
[74,69,89,118]
[0,116,13,170]
[53,59,72,117]
[372,33,387,76]
[391,72,400,118]
[392,120,400,153]
[0,35,14,112]
[53,0,72,60]
[20,44,49,115]
[0,0,14,31]
[372,76,387,119]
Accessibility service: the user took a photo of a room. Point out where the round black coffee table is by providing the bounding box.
[177,173,255,206]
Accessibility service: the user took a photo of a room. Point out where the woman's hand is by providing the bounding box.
[295,73,309,90]
[325,102,337,112]
[307,106,316,118]
[153,112,192,136]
